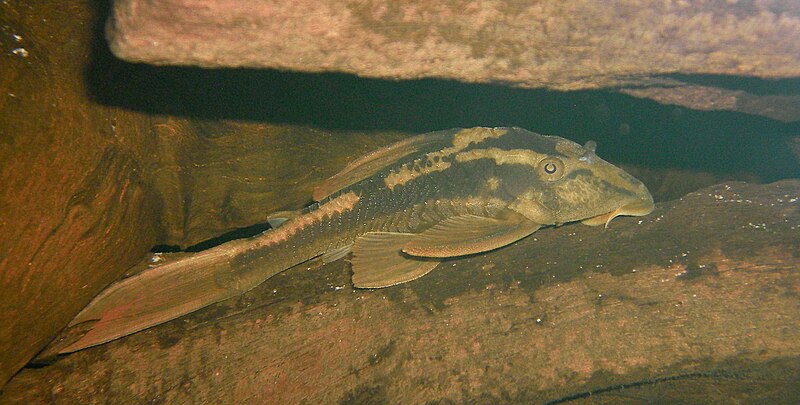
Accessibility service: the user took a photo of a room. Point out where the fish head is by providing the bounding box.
[504,135,654,227]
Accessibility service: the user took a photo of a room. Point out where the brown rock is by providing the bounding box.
[621,165,761,203]
[107,0,800,88]
[146,120,409,247]
[105,1,800,121]
[620,85,800,123]
[3,181,798,403]
[0,0,158,387]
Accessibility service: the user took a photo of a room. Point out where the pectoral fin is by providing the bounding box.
[402,211,541,258]
[351,232,440,288]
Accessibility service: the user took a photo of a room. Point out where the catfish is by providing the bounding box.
[58,127,654,353]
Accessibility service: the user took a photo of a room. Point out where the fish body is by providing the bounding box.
[60,127,653,353]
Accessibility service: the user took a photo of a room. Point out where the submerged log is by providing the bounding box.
[3,181,798,403]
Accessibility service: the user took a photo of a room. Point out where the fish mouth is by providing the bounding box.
[581,195,655,228]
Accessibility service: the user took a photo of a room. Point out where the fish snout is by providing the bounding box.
[617,171,655,215]
[606,180,655,225]
[617,191,655,218]
[581,182,654,228]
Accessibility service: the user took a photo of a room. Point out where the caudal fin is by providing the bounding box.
[58,247,241,353]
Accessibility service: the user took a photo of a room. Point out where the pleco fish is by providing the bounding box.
[59,127,654,353]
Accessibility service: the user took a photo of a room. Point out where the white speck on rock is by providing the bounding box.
[11,47,28,57]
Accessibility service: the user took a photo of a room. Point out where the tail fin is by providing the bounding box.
[58,246,242,353]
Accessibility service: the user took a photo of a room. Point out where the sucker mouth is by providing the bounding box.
[616,195,655,217]
[581,195,655,228]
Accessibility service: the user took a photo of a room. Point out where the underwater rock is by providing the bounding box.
[106,0,800,120]
[620,85,800,123]
[141,119,408,248]
[107,0,800,85]
[3,181,798,403]
[0,0,158,388]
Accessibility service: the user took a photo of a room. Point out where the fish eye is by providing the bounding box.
[537,157,564,181]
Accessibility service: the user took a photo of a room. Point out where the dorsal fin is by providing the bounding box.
[312,130,454,201]
[266,210,301,229]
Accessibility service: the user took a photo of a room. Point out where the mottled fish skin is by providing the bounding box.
[59,127,654,353]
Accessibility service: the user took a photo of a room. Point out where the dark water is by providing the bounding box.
[135,67,800,254]
[87,62,800,182]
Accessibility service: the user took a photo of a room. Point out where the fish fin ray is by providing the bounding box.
[321,244,353,264]
[351,232,440,288]
[58,249,240,353]
[312,131,453,201]
[267,210,302,228]
[403,211,541,258]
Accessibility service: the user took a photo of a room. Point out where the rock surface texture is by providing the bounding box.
[106,0,800,120]
[0,0,157,388]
